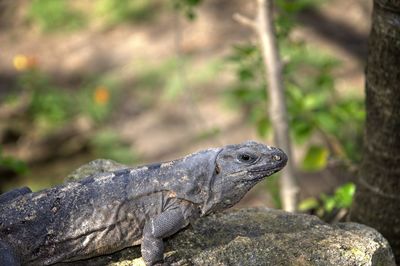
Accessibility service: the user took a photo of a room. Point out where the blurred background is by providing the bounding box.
[0,0,371,221]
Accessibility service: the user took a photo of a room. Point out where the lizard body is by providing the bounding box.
[0,141,287,265]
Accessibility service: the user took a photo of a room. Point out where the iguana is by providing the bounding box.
[0,141,287,266]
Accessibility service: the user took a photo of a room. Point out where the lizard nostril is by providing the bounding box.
[273,155,281,161]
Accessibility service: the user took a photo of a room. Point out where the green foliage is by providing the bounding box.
[31,91,72,129]
[17,71,75,131]
[26,0,163,32]
[225,44,269,137]
[298,197,319,211]
[27,0,86,32]
[17,70,116,130]
[302,145,329,171]
[172,0,203,20]
[0,146,28,175]
[80,93,112,123]
[10,69,134,172]
[299,182,356,217]
[283,43,365,161]
[95,0,158,26]
[330,182,356,209]
[277,0,322,13]
[26,0,200,31]
[225,0,365,167]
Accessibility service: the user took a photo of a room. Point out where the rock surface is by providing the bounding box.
[56,208,395,266]
[56,160,395,266]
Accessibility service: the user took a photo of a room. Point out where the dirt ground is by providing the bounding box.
[0,0,371,207]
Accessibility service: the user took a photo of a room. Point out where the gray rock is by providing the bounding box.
[56,208,395,266]
[60,160,395,266]
[164,208,395,266]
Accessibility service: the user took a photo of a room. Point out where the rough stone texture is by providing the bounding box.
[56,209,395,266]
[57,160,395,266]
[166,208,395,266]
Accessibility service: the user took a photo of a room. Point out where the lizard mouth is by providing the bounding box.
[249,152,287,178]
[247,164,285,181]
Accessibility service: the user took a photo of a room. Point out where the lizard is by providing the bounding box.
[0,140,287,266]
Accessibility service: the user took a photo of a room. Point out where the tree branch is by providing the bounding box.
[235,0,299,211]
[233,13,256,30]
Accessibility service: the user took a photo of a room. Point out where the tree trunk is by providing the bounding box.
[350,0,400,262]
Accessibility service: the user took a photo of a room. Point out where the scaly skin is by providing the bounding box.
[0,141,287,266]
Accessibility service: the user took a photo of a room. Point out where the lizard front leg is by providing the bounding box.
[141,206,191,266]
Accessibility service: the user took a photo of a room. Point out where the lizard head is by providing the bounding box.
[201,140,287,215]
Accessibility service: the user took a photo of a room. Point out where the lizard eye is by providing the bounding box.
[237,153,257,163]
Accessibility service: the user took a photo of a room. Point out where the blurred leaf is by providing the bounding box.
[302,92,329,111]
[314,112,337,133]
[238,68,254,81]
[299,183,356,219]
[316,72,334,89]
[302,145,329,171]
[298,197,319,211]
[292,121,313,144]
[333,182,356,208]
[320,183,356,213]
[321,193,336,213]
